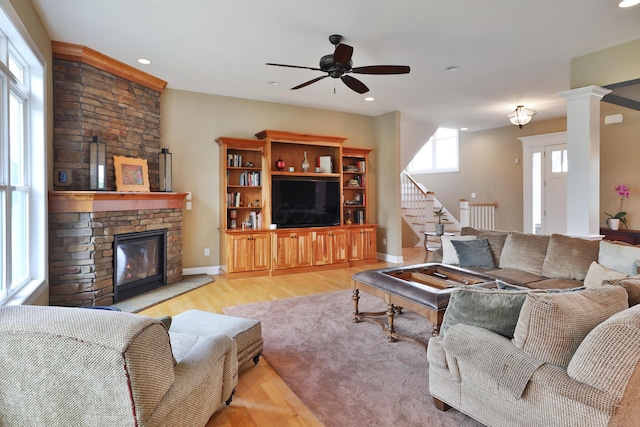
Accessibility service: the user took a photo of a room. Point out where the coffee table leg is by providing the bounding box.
[352,289,360,323]
[386,304,397,342]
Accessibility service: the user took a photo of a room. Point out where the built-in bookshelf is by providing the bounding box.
[342,147,372,226]
[216,137,266,231]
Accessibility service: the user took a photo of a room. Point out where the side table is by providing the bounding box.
[424,231,455,262]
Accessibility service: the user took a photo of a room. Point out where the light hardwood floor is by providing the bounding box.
[139,247,425,427]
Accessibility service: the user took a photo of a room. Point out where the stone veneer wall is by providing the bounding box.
[49,208,183,307]
[52,58,161,191]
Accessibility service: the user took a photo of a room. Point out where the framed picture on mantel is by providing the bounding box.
[114,155,150,192]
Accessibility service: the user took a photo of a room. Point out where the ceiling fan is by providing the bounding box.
[266,34,410,94]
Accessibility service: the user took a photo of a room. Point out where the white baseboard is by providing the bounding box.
[182,266,220,276]
[376,252,404,264]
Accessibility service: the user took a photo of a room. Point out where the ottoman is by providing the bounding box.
[170,310,263,369]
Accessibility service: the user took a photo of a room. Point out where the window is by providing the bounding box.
[407,127,459,173]
[0,1,46,305]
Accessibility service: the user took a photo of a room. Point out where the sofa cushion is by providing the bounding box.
[441,235,477,265]
[527,278,585,291]
[512,286,629,368]
[460,227,509,267]
[584,261,628,288]
[598,240,640,276]
[567,305,640,399]
[451,238,496,269]
[499,232,550,276]
[484,268,545,287]
[541,234,600,281]
[440,287,530,339]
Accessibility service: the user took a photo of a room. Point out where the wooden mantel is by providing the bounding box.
[49,191,188,213]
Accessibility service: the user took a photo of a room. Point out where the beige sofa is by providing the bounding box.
[0,305,238,427]
[432,227,603,290]
[428,285,640,426]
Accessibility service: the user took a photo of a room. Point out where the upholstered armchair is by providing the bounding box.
[0,305,238,427]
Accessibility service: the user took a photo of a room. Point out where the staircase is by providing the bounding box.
[400,171,460,248]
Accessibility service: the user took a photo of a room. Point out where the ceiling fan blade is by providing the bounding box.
[266,63,322,72]
[291,75,328,90]
[341,75,369,94]
[351,65,411,75]
[333,43,353,66]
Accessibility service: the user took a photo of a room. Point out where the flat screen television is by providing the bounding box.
[271,178,341,228]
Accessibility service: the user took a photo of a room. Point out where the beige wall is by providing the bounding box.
[411,117,566,234]
[600,102,640,228]
[571,38,640,88]
[160,89,377,269]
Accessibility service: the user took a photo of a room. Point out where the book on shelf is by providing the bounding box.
[355,209,366,225]
[239,170,261,186]
[357,160,366,172]
[228,153,243,167]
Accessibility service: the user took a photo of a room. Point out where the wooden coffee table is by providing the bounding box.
[351,263,495,348]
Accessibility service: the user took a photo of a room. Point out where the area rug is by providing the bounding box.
[224,290,483,427]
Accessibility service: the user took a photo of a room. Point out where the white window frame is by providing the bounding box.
[407,127,459,174]
[0,0,47,306]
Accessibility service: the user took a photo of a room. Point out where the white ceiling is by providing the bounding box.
[30,0,640,131]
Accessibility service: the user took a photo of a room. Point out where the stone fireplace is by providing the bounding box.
[49,192,186,306]
[48,42,186,307]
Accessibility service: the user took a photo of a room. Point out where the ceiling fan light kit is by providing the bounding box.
[508,105,537,128]
[266,34,410,94]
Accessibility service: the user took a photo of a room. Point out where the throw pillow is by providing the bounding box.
[541,234,600,281]
[584,261,628,288]
[512,286,629,368]
[461,227,509,267]
[440,287,530,338]
[451,238,496,269]
[499,232,550,276]
[441,235,477,265]
[598,240,640,276]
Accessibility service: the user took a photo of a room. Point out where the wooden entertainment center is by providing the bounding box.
[216,130,377,279]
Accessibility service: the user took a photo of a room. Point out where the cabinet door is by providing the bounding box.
[251,233,271,271]
[331,228,348,264]
[361,227,377,260]
[273,232,296,269]
[313,230,332,266]
[229,234,252,273]
[348,229,364,261]
[295,231,313,267]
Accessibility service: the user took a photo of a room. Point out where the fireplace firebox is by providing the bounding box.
[114,229,167,302]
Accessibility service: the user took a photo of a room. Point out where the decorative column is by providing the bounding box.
[558,85,611,238]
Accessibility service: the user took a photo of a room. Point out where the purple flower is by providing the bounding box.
[616,184,630,198]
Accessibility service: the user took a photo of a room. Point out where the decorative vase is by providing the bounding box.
[435,224,445,236]
[609,218,621,230]
[275,158,285,170]
[301,151,310,173]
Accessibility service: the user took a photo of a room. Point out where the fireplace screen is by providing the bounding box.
[114,229,167,302]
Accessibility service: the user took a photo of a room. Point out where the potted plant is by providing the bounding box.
[605,184,630,230]
[434,206,447,235]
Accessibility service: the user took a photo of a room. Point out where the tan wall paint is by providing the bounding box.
[160,89,376,269]
[571,38,640,88]
[411,117,566,235]
[372,111,402,258]
[600,102,640,228]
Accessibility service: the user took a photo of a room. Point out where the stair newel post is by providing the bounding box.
[459,199,470,228]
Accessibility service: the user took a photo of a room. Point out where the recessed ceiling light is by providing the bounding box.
[446,66,460,72]
[268,81,280,86]
[137,58,152,65]
[460,127,468,131]
[364,97,374,102]
[619,0,640,7]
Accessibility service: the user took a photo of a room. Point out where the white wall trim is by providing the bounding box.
[376,252,404,264]
[183,266,221,276]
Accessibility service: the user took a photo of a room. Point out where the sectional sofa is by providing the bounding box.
[428,227,640,426]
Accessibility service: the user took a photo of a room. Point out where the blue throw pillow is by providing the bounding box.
[451,238,496,269]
